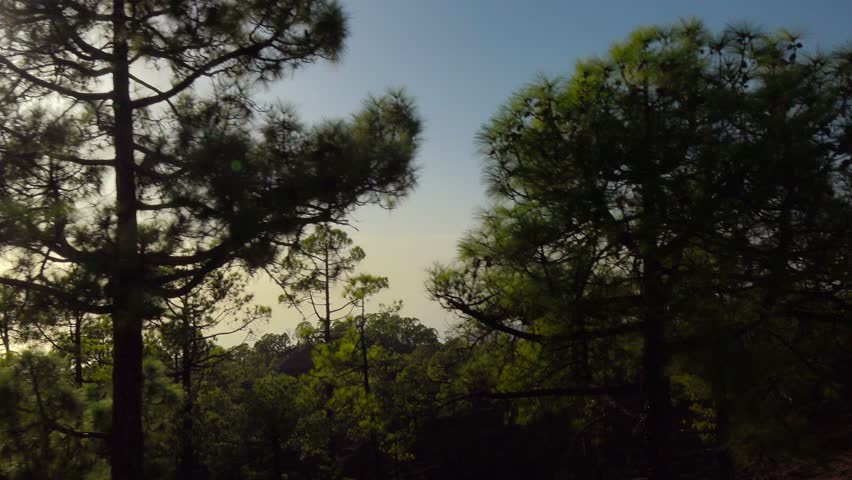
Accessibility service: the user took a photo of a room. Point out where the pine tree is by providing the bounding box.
[0,1,421,478]
[430,21,852,480]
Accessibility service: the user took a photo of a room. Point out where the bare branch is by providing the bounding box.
[0,57,112,101]
[131,41,273,109]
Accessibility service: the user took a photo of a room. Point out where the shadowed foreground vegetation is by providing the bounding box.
[0,1,849,478]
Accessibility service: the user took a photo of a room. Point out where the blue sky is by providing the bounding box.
[247,0,852,336]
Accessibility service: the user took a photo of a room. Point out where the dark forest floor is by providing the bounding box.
[741,414,852,480]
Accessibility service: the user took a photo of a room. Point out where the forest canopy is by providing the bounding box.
[0,6,850,480]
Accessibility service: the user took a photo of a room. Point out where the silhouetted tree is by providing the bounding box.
[0,1,421,478]
[430,20,852,480]
[267,224,367,343]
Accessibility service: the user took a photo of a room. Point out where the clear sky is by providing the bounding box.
[243,0,852,338]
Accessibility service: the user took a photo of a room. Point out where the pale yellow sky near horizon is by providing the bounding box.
[240,204,474,344]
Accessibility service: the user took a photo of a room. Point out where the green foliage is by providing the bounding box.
[0,11,849,480]
[0,352,91,479]
[0,1,422,475]
[0,348,186,479]
[364,307,439,354]
[430,19,852,475]
[343,273,390,304]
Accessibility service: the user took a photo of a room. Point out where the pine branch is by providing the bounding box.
[130,40,276,109]
[0,277,111,314]
[0,57,111,101]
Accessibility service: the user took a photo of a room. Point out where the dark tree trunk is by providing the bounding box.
[271,435,282,480]
[324,244,332,344]
[714,379,735,480]
[1,314,10,354]
[576,314,591,383]
[359,310,383,480]
[642,258,674,480]
[178,338,198,480]
[73,312,83,386]
[359,319,371,397]
[637,97,674,479]
[323,242,337,469]
[110,176,145,480]
[110,1,145,478]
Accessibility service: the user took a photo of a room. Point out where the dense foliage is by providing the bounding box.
[0,10,850,480]
[0,0,420,478]
[430,19,852,480]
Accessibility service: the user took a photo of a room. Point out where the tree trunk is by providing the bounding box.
[637,95,674,479]
[359,309,383,479]
[359,318,370,397]
[642,258,674,480]
[714,379,735,480]
[1,313,10,354]
[576,313,591,383]
[271,434,283,480]
[110,1,145,478]
[178,338,198,480]
[322,240,337,470]
[110,178,145,480]
[324,242,332,344]
[73,312,83,386]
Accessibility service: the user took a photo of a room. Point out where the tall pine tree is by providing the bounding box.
[430,21,852,480]
[0,1,421,478]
